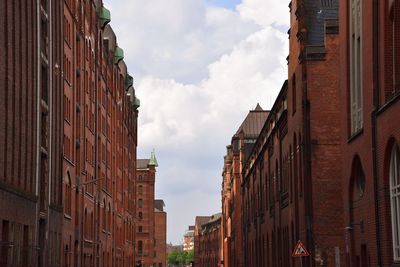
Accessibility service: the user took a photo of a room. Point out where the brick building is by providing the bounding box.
[339,0,400,266]
[1,1,139,266]
[154,199,167,267]
[183,225,195,251]
[241,1,344,266]
[194,213,222,267]
[0,1,64,266]
[136,153,158,267]
[62,1,139,266]
[221,104,268,267]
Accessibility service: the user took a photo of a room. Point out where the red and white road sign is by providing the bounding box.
[291,240,310,257]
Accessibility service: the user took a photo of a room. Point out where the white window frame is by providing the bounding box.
[390,144,400,261]
[350,0,363,134]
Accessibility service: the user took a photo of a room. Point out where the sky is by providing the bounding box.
[103,0,290,244]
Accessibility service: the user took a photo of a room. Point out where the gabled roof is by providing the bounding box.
[235,104,269,139]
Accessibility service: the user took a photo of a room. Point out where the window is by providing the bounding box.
[350,0,363,134]
[389,0,400,97]
[138,241,143,255]
[138,226,143,233]
[138,185,143,195]
[65,172,72,215]
[103,200,107,230]
[292,74,296,114]
[390,144,400,260]
[138,212,143,220]
[108,203,112,232]
[138,199,143,208]
[138,175,143,181]
[84,208,88,238]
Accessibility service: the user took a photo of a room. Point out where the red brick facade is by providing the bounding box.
[222,106,268,267]
[0,0,64,266]
[154,200,167,267]
[194,214,222,267]
[340,0,400,266]
[61,1,139,267]
[136,158,157,267]
[1,1,139,266]
[240,1,344,266]
[219,1,400,267]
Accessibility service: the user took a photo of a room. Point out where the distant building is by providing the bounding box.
[154,200,167,267]
[221,104,268,267]
[183,226,195,251]
[166,243,183,254]
[136,152,158,267]
[194,214,222,267]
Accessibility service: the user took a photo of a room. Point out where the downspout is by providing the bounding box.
[302,70,313,267]
[46,0,53,259]
[372,0,383,266]
[35,0,41,259]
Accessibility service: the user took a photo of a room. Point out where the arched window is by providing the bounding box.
[390,144,400,260]
[65,172,72,216]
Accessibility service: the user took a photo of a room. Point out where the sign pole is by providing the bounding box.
[299,257,303,267]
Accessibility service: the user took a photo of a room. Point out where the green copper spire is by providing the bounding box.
[149,150,158,167]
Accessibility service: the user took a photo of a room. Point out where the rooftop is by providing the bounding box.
[234,103,269,139]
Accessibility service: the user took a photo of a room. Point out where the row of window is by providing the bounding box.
[244,135,303,223]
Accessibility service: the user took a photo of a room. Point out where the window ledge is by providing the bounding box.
[347,129,364,144]
[377,91,400,115]
[64,214,72,220]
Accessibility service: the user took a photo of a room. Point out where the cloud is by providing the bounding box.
[237,0,290,27]
[103,0,290,244]
[104,0,259,83]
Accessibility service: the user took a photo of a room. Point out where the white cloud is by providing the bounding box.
[104,0,259,83]
[104,0,290,244]
[237,0,290,27]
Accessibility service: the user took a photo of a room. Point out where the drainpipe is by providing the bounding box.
[302,69,313,267]
[35,0,41,261]
[372,0,383,266]
[46,0,53,261]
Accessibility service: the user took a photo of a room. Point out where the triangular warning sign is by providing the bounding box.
[291,240,310,257]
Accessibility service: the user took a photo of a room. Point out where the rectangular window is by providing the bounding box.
[391,2,400,97]
[350,0,363,134]
[292,74,296,115]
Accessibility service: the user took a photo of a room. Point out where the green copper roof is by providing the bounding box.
[149,150,158,167]
[100,7,111,28]
[133,96,140,109]
[114,47,124,64]
[125,74,134,90]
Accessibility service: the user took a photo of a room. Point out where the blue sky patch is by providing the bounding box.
[206,0,241,10]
